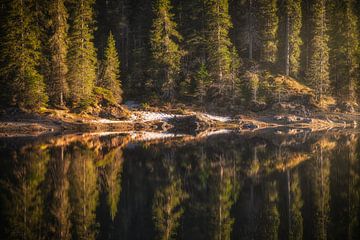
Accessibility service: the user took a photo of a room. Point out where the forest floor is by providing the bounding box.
[0,102,359,138]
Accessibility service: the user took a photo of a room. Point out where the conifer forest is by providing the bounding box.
[0,0,359,112]
[2,1,360,240]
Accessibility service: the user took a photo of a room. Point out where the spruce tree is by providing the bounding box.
[127,0,152,97]
[205,0,234,94]
[305,0,330,102]
[150,0,184,100]
[282,0,302,78]
[257,0,279,64]
[67,0,97,107]
[48,0,69,107]
[329,0,359,103]
[99,32,123,103]
[194,63,210,104]
[243,0,258,60]
[0,0,48,109]
[179,0,208,93]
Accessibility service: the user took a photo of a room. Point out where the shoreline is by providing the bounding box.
[0,106,358,138]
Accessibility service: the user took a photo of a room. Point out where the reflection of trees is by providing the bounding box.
[289,170,303,240]
[310,143,330,240]
[257,180,280,240]
[101,147,124,221]
[152,152,188,240]
[69,146,99,240]
[2,146,49,240]
[48,146,71,240]
[209,155,240,240]
[184,151,240,240]
[329,134,360,240]
[4,130,360,240]
[349,136,360,239]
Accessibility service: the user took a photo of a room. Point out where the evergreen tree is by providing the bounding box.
[257,0,279,64]
[281,0,302,77]
[329,0,359,104]
[194,63,211,103]
[229,46,242,104]
[0,0,48,109]
[48,0,69,107]
[67,0,97,107]
[99,32,123,103]
[178,0,208,94]
[126,0,152,97]
[305,0,330,103]
[242,0,258,60]
[205,0,235,98]
[150,0,184,100]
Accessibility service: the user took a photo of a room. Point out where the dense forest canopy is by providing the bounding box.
[0,0,359,112]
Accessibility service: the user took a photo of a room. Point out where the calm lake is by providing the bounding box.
[0,129,359,240]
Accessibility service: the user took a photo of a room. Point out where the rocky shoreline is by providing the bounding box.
[0,106,358,138]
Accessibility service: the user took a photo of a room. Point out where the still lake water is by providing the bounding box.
[0,129,359,240]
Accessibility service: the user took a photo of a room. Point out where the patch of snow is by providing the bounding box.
[202,113,232,122]
[138,111,182,122]
[91,114,138,123]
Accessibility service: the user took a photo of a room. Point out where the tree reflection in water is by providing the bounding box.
[0,130,359,240]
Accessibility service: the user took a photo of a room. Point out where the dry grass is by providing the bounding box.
[272,76,313,95]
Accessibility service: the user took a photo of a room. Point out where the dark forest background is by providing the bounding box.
[0,0,359,112]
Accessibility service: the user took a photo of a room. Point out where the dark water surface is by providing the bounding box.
[0,129,360,240]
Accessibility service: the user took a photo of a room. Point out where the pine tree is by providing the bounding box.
[48,0,69,107]
[0,0,48,109]
[150,0,184,100]
[179,0,208,93]
[229,46,242,104]
[282,0,302,78]
[244,0,258,60]
[194,63,210,104]
[127,0,152,97]
[67,0,97,107]
[329,0,359,104]
[235,0,259,60]
[305,0,330,103]
[99,32,123,103]
[205,0,234,95]
[257,0,279,64]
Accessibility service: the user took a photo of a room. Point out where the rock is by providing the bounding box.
[249,101,268,112]
[241,123,258,130]
[168,115,209,133]
[271,102,310,116]
[272,114,312,124]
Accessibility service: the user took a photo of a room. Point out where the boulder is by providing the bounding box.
[168,115,209,133]
[249,101,268,112]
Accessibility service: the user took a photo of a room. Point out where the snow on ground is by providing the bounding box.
[137,111,182,122]
[91,110,232,124]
